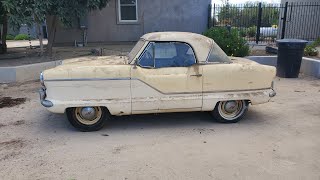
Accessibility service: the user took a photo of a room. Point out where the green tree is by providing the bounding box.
[1,0,109,55]
[217,2,279,28]
[1,0,36,54]
[0,1,8,54]
[43,0,109,56]
[217,5,241,26]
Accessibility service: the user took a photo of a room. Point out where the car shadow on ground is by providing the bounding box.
[40,108,269,133]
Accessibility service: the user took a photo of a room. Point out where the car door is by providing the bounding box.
[131,42,203,114]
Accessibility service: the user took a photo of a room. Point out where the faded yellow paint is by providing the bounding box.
[43,56,131,80]
[203,57,276,92]
[130,65,203,112]
[41,32,276,115]
[131,65,203,93]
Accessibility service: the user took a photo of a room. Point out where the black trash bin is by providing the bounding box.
[276,39,308,78]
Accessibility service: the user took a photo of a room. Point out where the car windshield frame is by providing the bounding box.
[128,39,146,63]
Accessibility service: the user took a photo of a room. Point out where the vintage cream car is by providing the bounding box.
[39,32,276,131]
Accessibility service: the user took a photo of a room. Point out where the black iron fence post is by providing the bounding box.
[281,2,288,39]
[256,3,262,44]
[208,4,212,29]
[213,3,216,26]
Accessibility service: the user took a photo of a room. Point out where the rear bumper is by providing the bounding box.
[39,88,53,108]
[269,89,276,97]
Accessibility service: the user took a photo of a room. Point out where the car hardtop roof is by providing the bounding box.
[141,32,213,62]
[141,32,209,42]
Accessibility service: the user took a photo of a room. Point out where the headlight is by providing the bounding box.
[40,72,45,87]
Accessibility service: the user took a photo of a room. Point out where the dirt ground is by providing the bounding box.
[0,76,320,179]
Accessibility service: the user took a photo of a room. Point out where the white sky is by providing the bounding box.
[212,0,281,4]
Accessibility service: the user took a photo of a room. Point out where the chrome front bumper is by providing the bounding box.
[39,87,53,107]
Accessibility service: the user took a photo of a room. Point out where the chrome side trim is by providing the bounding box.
[44,77,272,95]
[45,77,131,82]
[135,79,271,95]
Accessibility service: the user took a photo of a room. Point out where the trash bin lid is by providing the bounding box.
[276,39,308,44]
[276,39,308,48]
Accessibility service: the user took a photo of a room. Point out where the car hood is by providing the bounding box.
[43,56,131,80]
[61,55,128,66]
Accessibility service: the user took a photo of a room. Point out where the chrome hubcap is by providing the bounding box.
[218,100,246,121]
[80,107,96,121]
[75,106,102,125]
[224,101,237,113]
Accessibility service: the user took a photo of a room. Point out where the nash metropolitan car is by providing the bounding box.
[39,32,276,131]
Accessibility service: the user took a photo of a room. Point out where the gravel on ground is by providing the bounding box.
[0,76,319,180]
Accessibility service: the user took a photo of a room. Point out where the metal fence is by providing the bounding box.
[208,2,320,44]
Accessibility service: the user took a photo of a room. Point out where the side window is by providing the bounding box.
[207,43,232,63]
[138,42,196,68]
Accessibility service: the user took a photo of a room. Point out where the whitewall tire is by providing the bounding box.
[66,106,110,131]
[211,100,248,123]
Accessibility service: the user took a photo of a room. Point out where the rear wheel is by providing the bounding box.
[211,100,248,123]
[66,106,110,131]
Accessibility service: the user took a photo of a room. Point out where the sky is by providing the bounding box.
[212,0,281,4]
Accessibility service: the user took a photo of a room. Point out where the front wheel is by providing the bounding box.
[66,106,110,131]
[211,100,248,123]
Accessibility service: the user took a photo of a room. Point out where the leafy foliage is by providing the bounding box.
[6,34,14,40]
[0,1,4,24]
[204,27,250,57]
[0,0,110,54]
[2,0,109,28]
[304,38,320,56]
[14,34,29,40]
[247,26,256,37]
[218,2,279,27]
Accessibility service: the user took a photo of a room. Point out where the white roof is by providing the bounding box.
[141,32,213,62]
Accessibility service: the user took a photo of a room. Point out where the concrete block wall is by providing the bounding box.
[0,56,319,84]
[247,56,320,78]
[0,60,62,83]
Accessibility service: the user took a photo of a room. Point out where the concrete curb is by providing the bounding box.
[0,60,62,83]
[246,56,320,78]
[0,56,319,83]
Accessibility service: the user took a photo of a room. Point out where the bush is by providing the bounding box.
[14,34,30,40]
[6,34,15,40]
[247,26,256,37]
[204,27,250,57]
[304,38,320,56]
[304,46,318,56]
[239,29,247,37]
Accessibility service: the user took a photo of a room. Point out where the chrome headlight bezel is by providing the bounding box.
[40,72,45,87]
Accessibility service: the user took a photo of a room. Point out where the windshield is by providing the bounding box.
[128,39,146,63]
[207,43,232,63]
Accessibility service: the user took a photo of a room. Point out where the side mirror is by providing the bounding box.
[133,59,138,69]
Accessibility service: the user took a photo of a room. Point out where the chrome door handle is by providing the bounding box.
[190,74,202,77]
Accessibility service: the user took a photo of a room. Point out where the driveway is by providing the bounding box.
[0,76,319,180]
